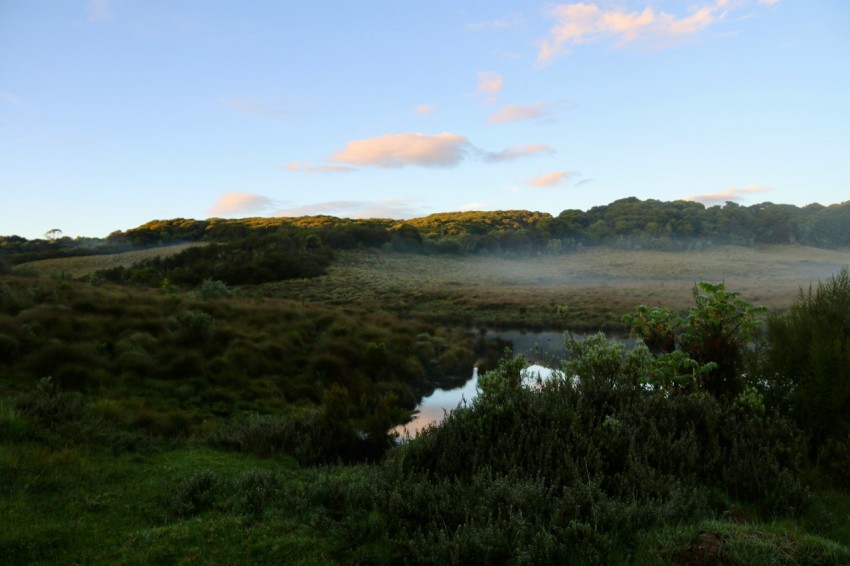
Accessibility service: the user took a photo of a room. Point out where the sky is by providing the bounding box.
[1,1,849,239]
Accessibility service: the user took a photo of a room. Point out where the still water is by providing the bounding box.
[393,330,568,438]
[394,330,634,438]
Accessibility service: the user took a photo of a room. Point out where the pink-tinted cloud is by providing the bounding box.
[207,192,275,216]
[331,132,470,168]
[527,171,569,187]
[683,185,771,206]
[483,144,554,162]
[476,71,504,102]
[537,1,731,64]
[285,161,354,174]
[488,102,552,124]
[415,104,436,116]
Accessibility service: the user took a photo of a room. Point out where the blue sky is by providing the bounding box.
[1,1,848,239]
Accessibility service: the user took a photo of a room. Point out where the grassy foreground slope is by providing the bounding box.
[3,237,850,563]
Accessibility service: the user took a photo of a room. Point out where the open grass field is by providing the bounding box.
[19,242,849,330]
[261,244,850,330]
[12,242,204,279]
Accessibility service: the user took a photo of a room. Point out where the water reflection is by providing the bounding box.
[393,330,631,439]
[393,367,480,438]
[394,363,565,439]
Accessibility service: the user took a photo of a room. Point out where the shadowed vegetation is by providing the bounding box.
[2,199,850,563]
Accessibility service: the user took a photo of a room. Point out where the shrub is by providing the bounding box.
[379,343,809,561]
[230,470,280,518]
[169,470,225,518]
[169,309,215,347]
[761,267,850,476]
[206,412,301,458]
[624,282,765,398]
[194,279,233,300]
[0,332,20,364]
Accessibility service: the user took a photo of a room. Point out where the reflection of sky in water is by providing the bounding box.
[393,369,480,439]
[394,364,565,439]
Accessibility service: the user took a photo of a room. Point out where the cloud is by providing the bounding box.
[224,97,285,121]
[285,161,354,174]
[330,132,470,168]
[683,185,771,206]
[488,102,552,124]
[327,132,554,169]
[86,0,113,22]
[482,144,554,162]
[415,104,436,116]
[457,202,487,212]
[0,91,21,106]
[476,71,504,102]
[758,0,780,5]
[537,1,733,64]
[207,192,276,216]
[526,171,569,187]
[275,199,425,219]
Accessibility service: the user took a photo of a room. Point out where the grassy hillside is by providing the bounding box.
[3,240,850,563]
[12,242,204,279]
[13,243,850,332]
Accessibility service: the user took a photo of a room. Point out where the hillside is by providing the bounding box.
[11,242,204,279]
[3,199,850,563]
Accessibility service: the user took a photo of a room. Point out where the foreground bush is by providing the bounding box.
[346,340,810,563]
[761,267,850,484]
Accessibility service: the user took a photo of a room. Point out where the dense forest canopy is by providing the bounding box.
[3,199,849,270]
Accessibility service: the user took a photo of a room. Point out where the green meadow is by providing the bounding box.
[3,204,850,564]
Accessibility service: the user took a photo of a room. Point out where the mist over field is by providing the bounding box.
[3,0,850,560]
[3,203,850,563]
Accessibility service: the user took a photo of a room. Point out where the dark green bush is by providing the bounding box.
[761,267,850,481]
[169,470,225,518]
[357,342,810,562]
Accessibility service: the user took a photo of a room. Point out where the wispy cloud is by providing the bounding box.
[275,199,425,219]
[526,171,569,187]
[683,185,771,206]
[285,161,354,174]
[86,0,113,22]
[223,97,285,121]
[207,192,276,216]
[0,91,21,106]
[476,71,504,102]
[457,202,487,212]
[488,102,553,124]
[482,144,554,162]
[331,132,470,168]
[537,1,738,64]
[415,104,436,116]
[758,0,780,5]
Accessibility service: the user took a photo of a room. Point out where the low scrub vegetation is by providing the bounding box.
[1,234,850,562]
[0,274,495,449]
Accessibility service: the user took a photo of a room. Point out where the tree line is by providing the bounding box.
[3,198,849,271]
